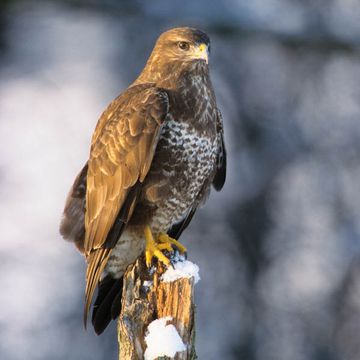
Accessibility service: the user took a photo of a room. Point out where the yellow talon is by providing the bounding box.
[144,225,170,267]
[157,243,173,251]
[158,233,187,254]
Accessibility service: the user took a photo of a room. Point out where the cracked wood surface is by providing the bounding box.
[118,258,196,360]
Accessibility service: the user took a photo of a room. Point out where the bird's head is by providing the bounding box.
[154,27,210,65]
[136,27,211,85]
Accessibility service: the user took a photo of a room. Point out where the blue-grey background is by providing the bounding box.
[1,1,360,359]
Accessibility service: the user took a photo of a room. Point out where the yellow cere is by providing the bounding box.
[199,43,207,52]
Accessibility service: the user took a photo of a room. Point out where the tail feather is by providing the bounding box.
[84,248,111,328]
[91,275,123,335]
[110,283,123,320]
[91,275,114,319]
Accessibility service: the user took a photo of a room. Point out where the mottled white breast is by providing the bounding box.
[148,117,218,233]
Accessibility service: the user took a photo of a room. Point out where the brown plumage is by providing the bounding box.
[60,27,226,334]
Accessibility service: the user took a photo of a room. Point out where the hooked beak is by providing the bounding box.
[193,43,209,64]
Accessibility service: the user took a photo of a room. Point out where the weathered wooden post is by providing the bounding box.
[118,256,199,360]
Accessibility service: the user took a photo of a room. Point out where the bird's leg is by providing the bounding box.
[157,233,187,254]
[144,225,170,267]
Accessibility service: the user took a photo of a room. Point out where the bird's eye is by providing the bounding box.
[178,41,190,51]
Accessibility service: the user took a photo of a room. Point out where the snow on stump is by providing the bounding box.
[118,254,199,360]
[144,316,186,360]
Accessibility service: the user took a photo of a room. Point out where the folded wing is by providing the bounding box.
[83,84,169,324]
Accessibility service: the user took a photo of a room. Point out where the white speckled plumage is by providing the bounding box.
[151,119,218,227]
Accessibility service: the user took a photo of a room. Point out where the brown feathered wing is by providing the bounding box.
[83,84,169,324]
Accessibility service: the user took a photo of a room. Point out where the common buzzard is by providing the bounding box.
[60,27,226,334]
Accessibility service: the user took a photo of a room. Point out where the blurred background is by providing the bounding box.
[1,0,360,359]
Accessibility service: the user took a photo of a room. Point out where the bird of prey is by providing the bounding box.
[60,27,226,335]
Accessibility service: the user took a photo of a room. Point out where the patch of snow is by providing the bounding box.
[148,266,156,275]
[144,316,186,360]
[161,260,200,284]
[143,280,153,288]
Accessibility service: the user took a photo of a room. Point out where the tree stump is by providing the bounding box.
[118,256,197,360]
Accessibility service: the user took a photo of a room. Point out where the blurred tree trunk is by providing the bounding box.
[118,258,196,359]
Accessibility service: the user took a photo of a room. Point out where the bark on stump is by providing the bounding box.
[118,257,196,360]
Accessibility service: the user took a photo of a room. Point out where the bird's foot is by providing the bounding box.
[144,225,170,267]
[158,233,187,254]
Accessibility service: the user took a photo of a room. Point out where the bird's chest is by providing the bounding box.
[160,119,216,187]
[144,118,217,231]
